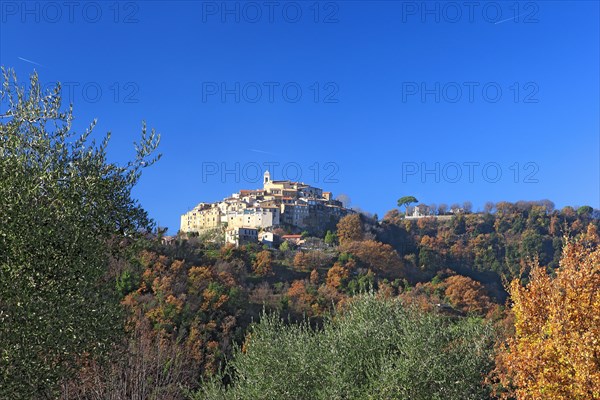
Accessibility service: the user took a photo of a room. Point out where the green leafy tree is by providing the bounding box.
[279,240,290,252]
[577,205,593,217]
[397,195,418,216]
[0,68,160,398]
[324,230,337,246]
[196,295,495,400]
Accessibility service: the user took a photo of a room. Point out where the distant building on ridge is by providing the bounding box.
[180,171,352,244]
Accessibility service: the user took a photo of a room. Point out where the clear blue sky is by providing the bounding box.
[1,1,599,232]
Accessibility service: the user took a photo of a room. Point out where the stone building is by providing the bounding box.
[180,171,352,241]
[225,227,258,246]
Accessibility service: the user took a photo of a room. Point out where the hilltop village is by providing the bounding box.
[180,171,353,245]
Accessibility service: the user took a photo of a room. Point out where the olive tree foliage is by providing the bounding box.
[195,294,495,400]
[0,68,160,399]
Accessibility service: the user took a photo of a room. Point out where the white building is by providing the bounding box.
[224,207,280,229]
[225,227,258,246]
[258,231,277,248]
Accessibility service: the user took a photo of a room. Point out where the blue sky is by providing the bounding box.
[1,1,598,232]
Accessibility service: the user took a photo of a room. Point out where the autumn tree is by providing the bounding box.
[336,214,364,245]
[253,250,273,276]
[287,280,315,314]
[0,69,160,398]
[292,251,307,271]
[61,246,245,398]
[562,206,577,218]
[326,263,349,289]
[294,250,331,272]
[310,269,320,285]
[443,275,493,314]
[492,239,600,399]
[382,209,403,225]
[341,240,403,278]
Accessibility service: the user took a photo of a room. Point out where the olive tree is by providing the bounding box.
[196,294,495,400]
[0,68,160,399]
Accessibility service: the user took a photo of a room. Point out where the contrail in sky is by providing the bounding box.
[495,15,523,25]
[249,149,278,155]
[18,57,44,67]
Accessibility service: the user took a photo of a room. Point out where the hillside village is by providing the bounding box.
[180,171,353,245]
[4,2,598,397]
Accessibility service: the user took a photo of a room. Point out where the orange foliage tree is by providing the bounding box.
[326,262,349,289]
[293,251,306,271]
[310,269,319,285]
[253,250,273,276]
[341,240,403,278]
[293,250,330,272]
[443,275,493,315]
[337,214,364,245]
[121,250,246,381]
[492,239,600,399]
[287,280,315,314]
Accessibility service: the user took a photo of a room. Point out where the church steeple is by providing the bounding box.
[263,170,271,186]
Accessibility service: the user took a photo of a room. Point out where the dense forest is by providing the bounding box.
[2,70,599,399]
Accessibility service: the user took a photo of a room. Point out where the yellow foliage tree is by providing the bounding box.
[493,238,600,399]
